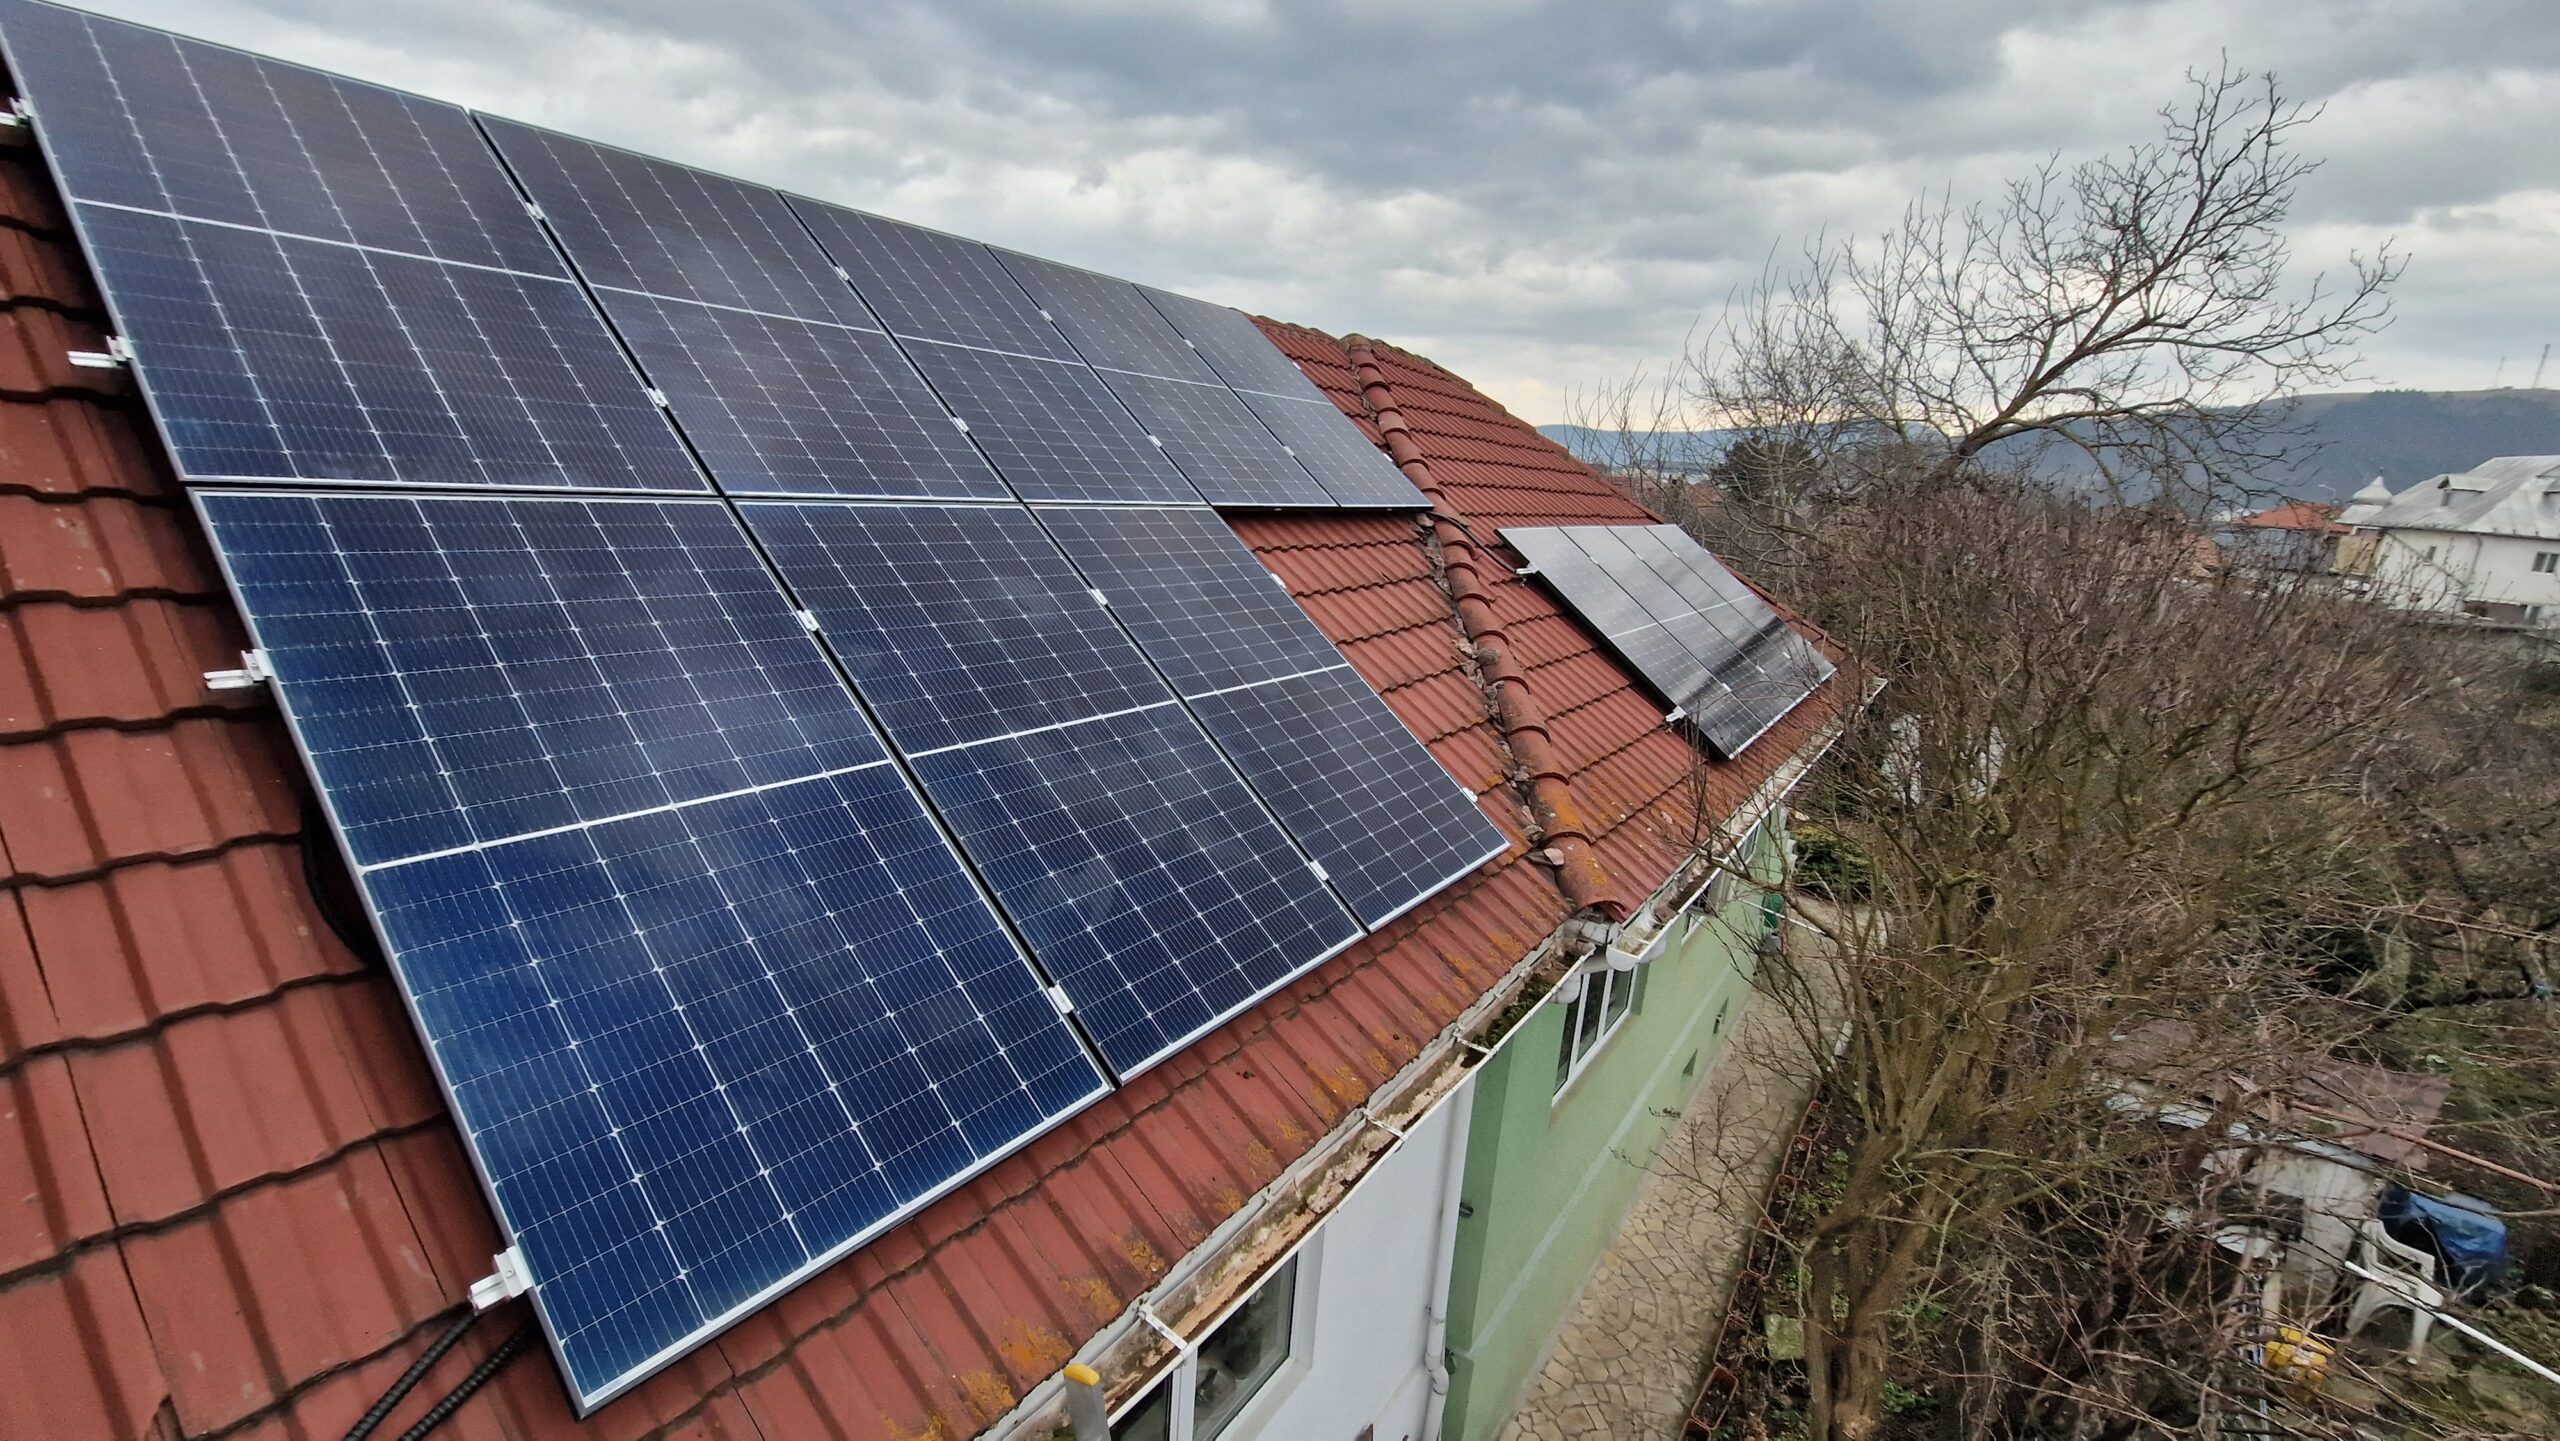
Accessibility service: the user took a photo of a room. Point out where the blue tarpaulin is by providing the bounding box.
[2381,1185,2509,1300]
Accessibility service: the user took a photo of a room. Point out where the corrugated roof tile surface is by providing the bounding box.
[0,119,1837,1439]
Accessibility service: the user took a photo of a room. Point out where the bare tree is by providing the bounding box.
[1568,64,2399,581]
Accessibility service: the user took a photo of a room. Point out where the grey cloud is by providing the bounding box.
[86,0,2560,416]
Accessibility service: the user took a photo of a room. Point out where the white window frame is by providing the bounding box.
[1108,1238,1322,1441]
[2534,551,2559,575]
[1552,961,1641,1100]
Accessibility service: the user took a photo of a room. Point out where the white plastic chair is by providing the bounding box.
[2346,1219,2445,1358]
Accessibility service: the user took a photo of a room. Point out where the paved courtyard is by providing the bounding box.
[1494,974,1821,1441]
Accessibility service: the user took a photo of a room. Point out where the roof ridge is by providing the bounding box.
[1339,335,1631,920]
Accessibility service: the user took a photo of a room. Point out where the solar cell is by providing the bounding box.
[1236,389,1428,508]
[742,499,1362,1076]
[194,490,1108,1413]
[0,1,702,492]
[901,341,1202,504]
[789,198,1077,360]
[1036,505,1507,927]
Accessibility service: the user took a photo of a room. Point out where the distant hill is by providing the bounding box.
[1537,389,2560,502]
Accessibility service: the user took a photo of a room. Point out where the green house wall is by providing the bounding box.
[1438,821,1783,1441]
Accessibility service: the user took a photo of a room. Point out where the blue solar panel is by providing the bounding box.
[742,500,1361,1075]
[899,342,1202,504]
[1037,505,1505,926]
[479,119,1005,502]
[0,0,701,494]
[194,490,1108,1412]
[790,200,1077,361]
[1091,371,1333,508]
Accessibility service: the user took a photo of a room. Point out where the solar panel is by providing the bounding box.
[1501,523,1832,756]
[899,342,1202,504]
[478,119,1005,502]
[1086,371,1334,508]
[0,1,702,493]
[742,500,1362,1075]
[1036,505,1506,927]
[1235,389,1427,508]
[994,251,1220,383]
[1138,284,1323,399]
[192,490,1108,1413]
[789,200,1077,361]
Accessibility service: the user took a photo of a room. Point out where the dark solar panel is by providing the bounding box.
[901,342,1201,504]
[1138,284,1319,399]
[1037,505,1506,927]
[478,120,1003,502]
[1501,523,1831,756]
[78,204,704,490]
[1,0,558,272]
[1235,389,1427,508]
[742,499,1362,1076]
[478,116,862,322]
[194,490,1107,1412]
[789,199,1076,360]
[1088,371,1332,508]
[993,250,1219,383]
[0,1,701,492]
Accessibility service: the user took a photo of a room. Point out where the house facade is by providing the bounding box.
[2335,457,2560,626]
[0,38,1845,1441]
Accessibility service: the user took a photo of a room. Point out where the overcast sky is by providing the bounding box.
[85,0,2560,424]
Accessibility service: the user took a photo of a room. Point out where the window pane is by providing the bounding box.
[1603,965,1634,1032]
[1554,990,1579,1092]
[1630,963,1652,1015]
[1111,1377,1173,1441]
[1196,1256,1299,1439]
[1576,973,1609,1058]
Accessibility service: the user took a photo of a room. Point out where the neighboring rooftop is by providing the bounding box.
[0,121,1840,1441]
[2235,500,2348,537]
[2344,455,2560,540]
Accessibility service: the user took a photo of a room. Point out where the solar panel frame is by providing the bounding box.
[0,0,706,495]
[787,198,1079,361]
[190,488,1112,1414]
[740,499,1366,1077]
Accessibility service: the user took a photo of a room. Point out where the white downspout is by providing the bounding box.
[1419,1074,1478,1440]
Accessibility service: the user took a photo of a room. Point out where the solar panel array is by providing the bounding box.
[194,489,1109,1406]
[0,0,1504,1412]
[1502,523,1834,756]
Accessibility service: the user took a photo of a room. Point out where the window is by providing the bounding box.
[1112,1254,1309,1441]
[2534,552,2559,574]
[1553,964,1644,1096]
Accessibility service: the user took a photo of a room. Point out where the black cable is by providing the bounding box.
[299,793,383,967]
[344,1310,480,1441]
[396,1321,535,1441]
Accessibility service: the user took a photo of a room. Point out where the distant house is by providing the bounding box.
[2336,457,2560,626]
[2222,500,2348,574]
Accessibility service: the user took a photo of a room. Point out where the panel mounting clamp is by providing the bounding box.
[204,648,273,692]
[469,1246,534,1311]
[951,417,971,434]
[1663,705,1687,725]
[67,335,132,369]
[645,388,668,408]
[1089,588,1109,607]
[523,201,546,222]
[1307,859,1330,882]
[0,97,30,128]
[794,609,821,633]
[1044,983,1074,1016]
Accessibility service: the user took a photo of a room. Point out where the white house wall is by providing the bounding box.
[2367,528,2560,618]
